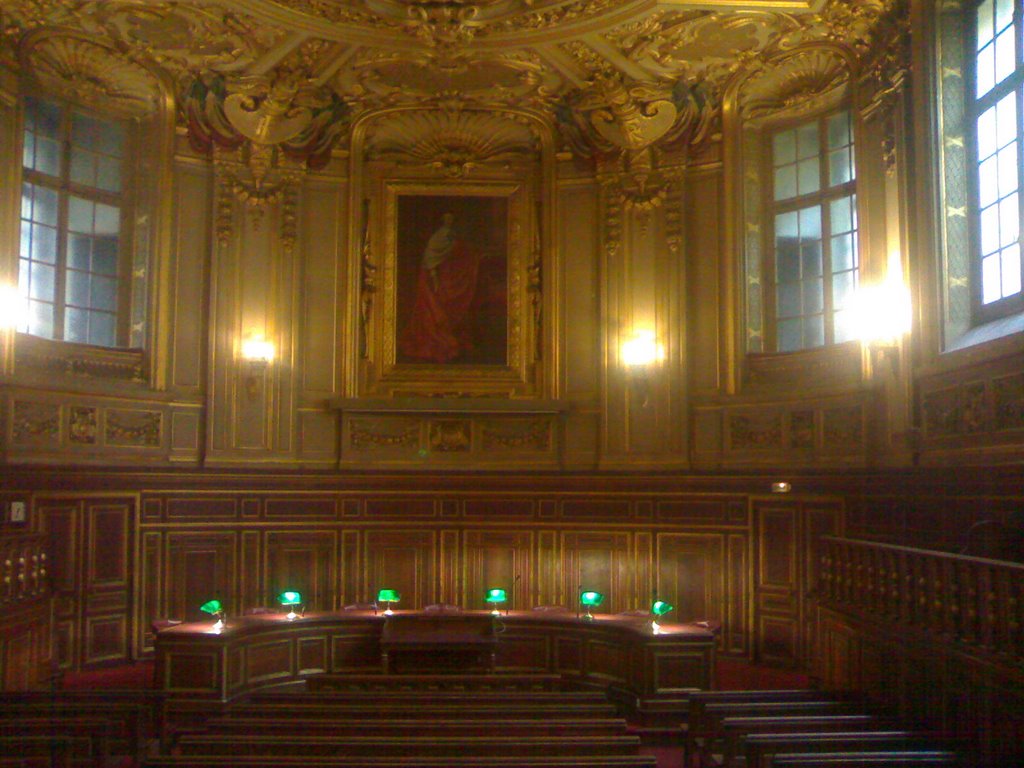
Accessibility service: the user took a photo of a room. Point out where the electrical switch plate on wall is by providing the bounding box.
[9,501,26,523]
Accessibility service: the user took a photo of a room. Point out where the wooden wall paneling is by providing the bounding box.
[439,529,459,606]
[463,529,532,611]
[265,531,335,611]
[166,532,236,623]
[634,531,653,610]
[138,531,163,655]
[1,599,52,690]
[726,532,750,655]
[40,501,80,670]
[656,533,725,628]
[561,532,630,615]
[83,501,132,665]
[240,530,261,612]
[536,529,558,607]
[364,530,435,609]
[755,501,800,665]
[340,530,360,606]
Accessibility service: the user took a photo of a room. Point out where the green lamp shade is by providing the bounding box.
[651,599,674,617]
[377,589,401,602]
[277,591,302,606]
[580,591,604,607]
[199,599,223,615]
[485,588,507,604]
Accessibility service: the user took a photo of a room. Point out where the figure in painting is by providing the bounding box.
[399,212,484,364]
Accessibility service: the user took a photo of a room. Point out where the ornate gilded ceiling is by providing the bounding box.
[0,0,903,161]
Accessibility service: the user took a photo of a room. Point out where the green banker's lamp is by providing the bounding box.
[651,599,674,633]
[579,590,604,621]
[199,599,225,631]
[377,589,400,616]
[485,588,507,616]
[277,590,303,620]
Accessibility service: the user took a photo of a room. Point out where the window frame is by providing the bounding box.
[966,0,1024,324]
[761,108,859,353]
[19,95,135,348]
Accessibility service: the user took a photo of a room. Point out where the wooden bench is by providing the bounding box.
[172,733,644,758]
[690,700,854,767]
[739,731,938,768]
[767,751,959,766]
[254,688,612,703]
[716,715,880,767]
[306,672,564,692]
[143,757,660,767]
[683,690,840,766]
[0,716,116,768]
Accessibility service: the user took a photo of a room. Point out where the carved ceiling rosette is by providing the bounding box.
[19,31,162,117]
[363,108,537,176]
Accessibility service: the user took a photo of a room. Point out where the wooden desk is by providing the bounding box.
[380,613,497,673]
[154,610,715,720]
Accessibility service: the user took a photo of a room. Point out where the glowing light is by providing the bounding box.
[240,337,275,363]
[621,330,664,367]
[845,272,912,346]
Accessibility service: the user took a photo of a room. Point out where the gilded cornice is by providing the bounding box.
[0,0,909,163]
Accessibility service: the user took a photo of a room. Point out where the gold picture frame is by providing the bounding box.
[369,180,537,397]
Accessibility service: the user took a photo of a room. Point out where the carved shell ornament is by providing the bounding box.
[222,73,315,145]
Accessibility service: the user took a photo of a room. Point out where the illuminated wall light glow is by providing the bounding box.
[0,285,27,331]
[240,337,275,363]
[621,330,664,367]
[846,272,912,346]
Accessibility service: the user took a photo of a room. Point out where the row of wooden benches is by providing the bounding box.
[683,689,961,768]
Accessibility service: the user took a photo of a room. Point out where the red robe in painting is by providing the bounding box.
[399,239,482,364]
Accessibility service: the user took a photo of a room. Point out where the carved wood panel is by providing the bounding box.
[364,530,435,609]
[463,529,532,611]
[265,530,336,611]
[167,532,236,623]
[561,532,631,615]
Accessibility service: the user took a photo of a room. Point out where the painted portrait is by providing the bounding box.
[395,194,509,366]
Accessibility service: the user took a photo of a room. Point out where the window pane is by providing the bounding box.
[778,282,800,317]
[829,148,853,186]
[773,130,796,164]
[996,91,1017,147]
[830,196,854,233]
[996,0,1014,34]
[802,278,823,313]
[28,300,54,338]
[982,253,1002,303]
[805,314,824,347]
[1003,244,1022,296]
[798,205,822,238]
[977,43,996,97]
[834,309,856,343]
[32,224,57,265]
[801,241,822,277]
[774,165,797,200]
[833,270,856,309]
[64,307,88,343]
[96,156,122,193]
[93,237,118,275]
[66,270,90,307]
[68,234,92,270]
[72,112,124,157]
[70,148,96,188]
[827,112,851,149]
[68,197,94,233]
[832,233,856,271]
[980,203,1000,255]
[978,103,998,158]
[999,192,1020,246]
[88,311,116,347]
[978,0,995,49]
[797,157,820,195]
[29,263,55,301]
[95,203,120,236]
[995,28,1016,86]
[979,154,999,208]
[778,318,802,351]
[90,275,117,311]
[997,143,1019,197]
[797,122,819,159]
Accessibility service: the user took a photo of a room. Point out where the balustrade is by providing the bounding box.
[819,536,1024,661]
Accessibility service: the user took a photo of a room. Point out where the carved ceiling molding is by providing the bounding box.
[364,108,538,177]
[737,45,852,122]
[18,30,163,117]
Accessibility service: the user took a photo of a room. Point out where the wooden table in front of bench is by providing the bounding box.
[154,610,715,715]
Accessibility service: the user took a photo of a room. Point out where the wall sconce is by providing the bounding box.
[621,330,664,407]
[847,272,911,377]
[240,336,274,399]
